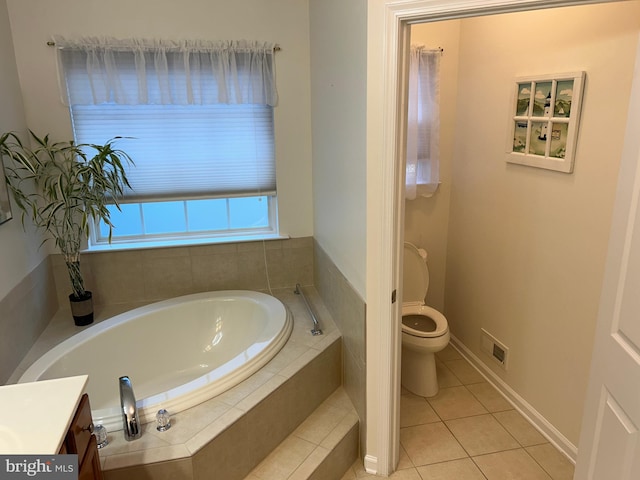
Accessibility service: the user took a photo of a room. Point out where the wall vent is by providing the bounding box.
[481,328,509,370]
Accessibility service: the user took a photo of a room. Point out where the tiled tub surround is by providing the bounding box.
[10,287,348,480]
[0,256,58,384]
[50,237,315,307]
[313,241,365,438]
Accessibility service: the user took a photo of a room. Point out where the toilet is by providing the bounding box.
[401,242,450,397]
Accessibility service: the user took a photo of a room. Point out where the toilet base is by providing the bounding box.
[401,348,439,397]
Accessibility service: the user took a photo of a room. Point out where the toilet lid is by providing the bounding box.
[403,242,429,303]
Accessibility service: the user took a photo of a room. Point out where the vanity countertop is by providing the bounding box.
[0,375,88,454]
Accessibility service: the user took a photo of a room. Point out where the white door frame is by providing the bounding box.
[365,0,628,475]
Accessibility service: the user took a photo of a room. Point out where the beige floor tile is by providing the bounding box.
[446,414,520,456]
[251,436,316,479]
[473,449,553,480]
[417,458,486,480]
[401,393,440,427]
[398,443,415,470]
[436,360,463,388]
[400,422,468,466]
[293,401,348,444]
[349,458,373,478]
[324,386,356,413]
[466,382,512,412]
[288,446,329,480]
[388,468,422,479]
[526,443,575,480]
[427,386,488,420]
[340,466,358,479]
[493,410,547,447]
[444,359,485,384]
[435,344,462,361]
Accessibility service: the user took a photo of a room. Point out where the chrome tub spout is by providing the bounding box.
[119,376,142,441]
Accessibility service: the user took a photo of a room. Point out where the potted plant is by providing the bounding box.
[0,130,133,326]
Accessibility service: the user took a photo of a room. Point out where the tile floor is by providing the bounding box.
[341,345,575,480]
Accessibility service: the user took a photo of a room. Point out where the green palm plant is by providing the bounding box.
[0,130,133,324]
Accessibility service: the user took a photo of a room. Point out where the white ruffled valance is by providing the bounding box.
[53,36,278,106]
[406,46,440,199]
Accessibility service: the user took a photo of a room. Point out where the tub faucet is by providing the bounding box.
[119,376,142,441]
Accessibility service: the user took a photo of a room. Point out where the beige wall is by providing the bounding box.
[5,0,313,239]
[0,0,48,300]
[309,0,368,297]
[0,0,57,384]
[405,20,461,311]
[419,2,640,446]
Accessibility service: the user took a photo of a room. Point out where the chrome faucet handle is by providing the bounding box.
[94,424,108,449]
[156,409,171,432]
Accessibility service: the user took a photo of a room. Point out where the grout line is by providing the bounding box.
[522,445,562,480]
[398,350,574,480]
[468,455,491,480]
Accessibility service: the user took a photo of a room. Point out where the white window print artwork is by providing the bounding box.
[507,71,585,173]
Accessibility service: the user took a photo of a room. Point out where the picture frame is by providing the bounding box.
[506,71,585,173]
[0,161,12,225]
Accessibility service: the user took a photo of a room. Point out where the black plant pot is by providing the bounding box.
[69,291,94,326]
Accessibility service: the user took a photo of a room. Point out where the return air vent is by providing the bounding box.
[481,328,509,370]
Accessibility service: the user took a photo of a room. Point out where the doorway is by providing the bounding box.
[365,0,639,476]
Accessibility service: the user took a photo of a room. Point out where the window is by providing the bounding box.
[405,46,441,199]
[54,37,280,247]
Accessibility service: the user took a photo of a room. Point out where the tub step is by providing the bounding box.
[243,386,359,480]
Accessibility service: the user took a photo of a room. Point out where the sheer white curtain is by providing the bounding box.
[53,36,278,106]
[406,46,441,200]
[52,36,278,201]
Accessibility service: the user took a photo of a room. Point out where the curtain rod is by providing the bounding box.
[412,45,444,55]
[46,40,281,51]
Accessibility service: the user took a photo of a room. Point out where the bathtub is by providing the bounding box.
[19,290,292,433]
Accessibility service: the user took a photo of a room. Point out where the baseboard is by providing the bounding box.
[363,455,378,474]
[449,334,578,464]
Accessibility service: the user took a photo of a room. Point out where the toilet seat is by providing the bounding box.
[402,304,449,338]
[402,242,448,339]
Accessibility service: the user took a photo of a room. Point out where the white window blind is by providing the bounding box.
[71,103,276,201]
[55,37,278,202]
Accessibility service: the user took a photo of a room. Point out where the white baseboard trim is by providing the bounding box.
[363,455,378,474]
[449,334,578,464]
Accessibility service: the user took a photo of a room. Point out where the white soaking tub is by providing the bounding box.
[19,290,292,433]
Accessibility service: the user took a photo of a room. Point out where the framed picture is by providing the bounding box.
[506,71,585,173]
[0,162,12,225]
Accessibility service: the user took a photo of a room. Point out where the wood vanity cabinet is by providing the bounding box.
[59,393,103,480]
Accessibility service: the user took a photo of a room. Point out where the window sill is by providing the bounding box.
[84,233,290,253]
